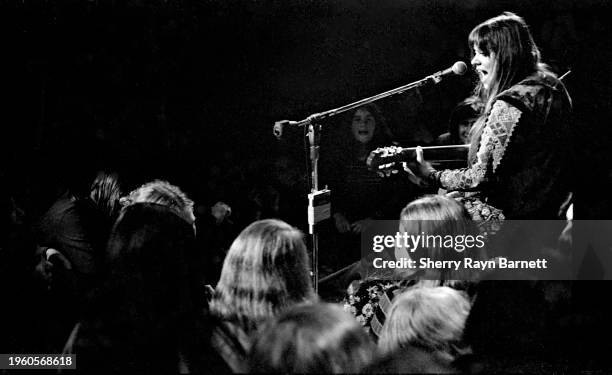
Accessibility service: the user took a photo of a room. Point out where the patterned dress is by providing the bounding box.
[429,71,573,219]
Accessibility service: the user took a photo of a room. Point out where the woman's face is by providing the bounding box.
[458,122,472,144]
[458,116,478,144]
[351,108,376,144]
[471,44,496,90]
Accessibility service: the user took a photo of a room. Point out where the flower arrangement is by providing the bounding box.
[343,279,414,335]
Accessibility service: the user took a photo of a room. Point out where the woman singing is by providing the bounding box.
[409,12,573,219]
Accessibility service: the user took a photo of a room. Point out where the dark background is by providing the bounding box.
[1,0,610,218]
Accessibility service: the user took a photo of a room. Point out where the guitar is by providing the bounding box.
[367,144,470,174]
[367,144,505,221]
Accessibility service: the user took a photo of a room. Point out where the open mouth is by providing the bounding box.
[358,130,370,135]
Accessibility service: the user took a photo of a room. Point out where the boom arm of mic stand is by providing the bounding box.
[275,74,434,133]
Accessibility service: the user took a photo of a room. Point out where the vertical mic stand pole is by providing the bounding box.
[307,122,321,293]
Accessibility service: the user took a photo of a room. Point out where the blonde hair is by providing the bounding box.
[378,286,470,356]
[394,195,481,281]
[250,303,375,373]
[210,219,315,331]
[121,180,194,225]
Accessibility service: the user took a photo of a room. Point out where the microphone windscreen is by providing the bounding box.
[452,61,468,76]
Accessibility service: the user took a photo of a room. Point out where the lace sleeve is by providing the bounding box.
[433,100,521,190]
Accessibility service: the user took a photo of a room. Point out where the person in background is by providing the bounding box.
[436,96,483,146]
[328,103,396,236]
[321,103,417,275]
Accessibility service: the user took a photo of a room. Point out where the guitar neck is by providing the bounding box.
[367,144,471,172]
[394,144,470,161]
[397,144,470,152]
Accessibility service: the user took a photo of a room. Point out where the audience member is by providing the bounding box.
[321,103,418,274]
[378,286,470,371]
[37,171,122,291]
[249,302,376,373]
[393,194,485,282]
[345,195,482,339]
[35,171,121,351]
[63,203,215,373]
[120,179,195,229]
[208,219,316,372]
[326,103,396,236]
[436,96,482,146]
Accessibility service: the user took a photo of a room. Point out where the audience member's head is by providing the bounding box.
[395,195,481,281]
[448,97,482,144]
[209,219,315,331]
[378,286,470,358]
[74,202,206,373]
[249,302,376,373]
[348,103,393,149]
[399,194,470,227]
[120,180,195,227]
[105,203,198,294]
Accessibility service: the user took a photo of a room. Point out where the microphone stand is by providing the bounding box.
[276,71,447,292]
[280,72,444,130]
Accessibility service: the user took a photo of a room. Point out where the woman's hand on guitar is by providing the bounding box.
[402,163,425,186]
[404,146,436,187]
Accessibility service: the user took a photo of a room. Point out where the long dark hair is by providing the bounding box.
[75,203,208,373]
[469,12,552,112]
[210,219,315,333]
[448,96,483,143]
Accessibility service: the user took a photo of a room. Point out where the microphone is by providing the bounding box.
[273,120,297,140]
[430,61,468,82]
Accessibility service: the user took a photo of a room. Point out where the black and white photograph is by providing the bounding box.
[1,0,612,373]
